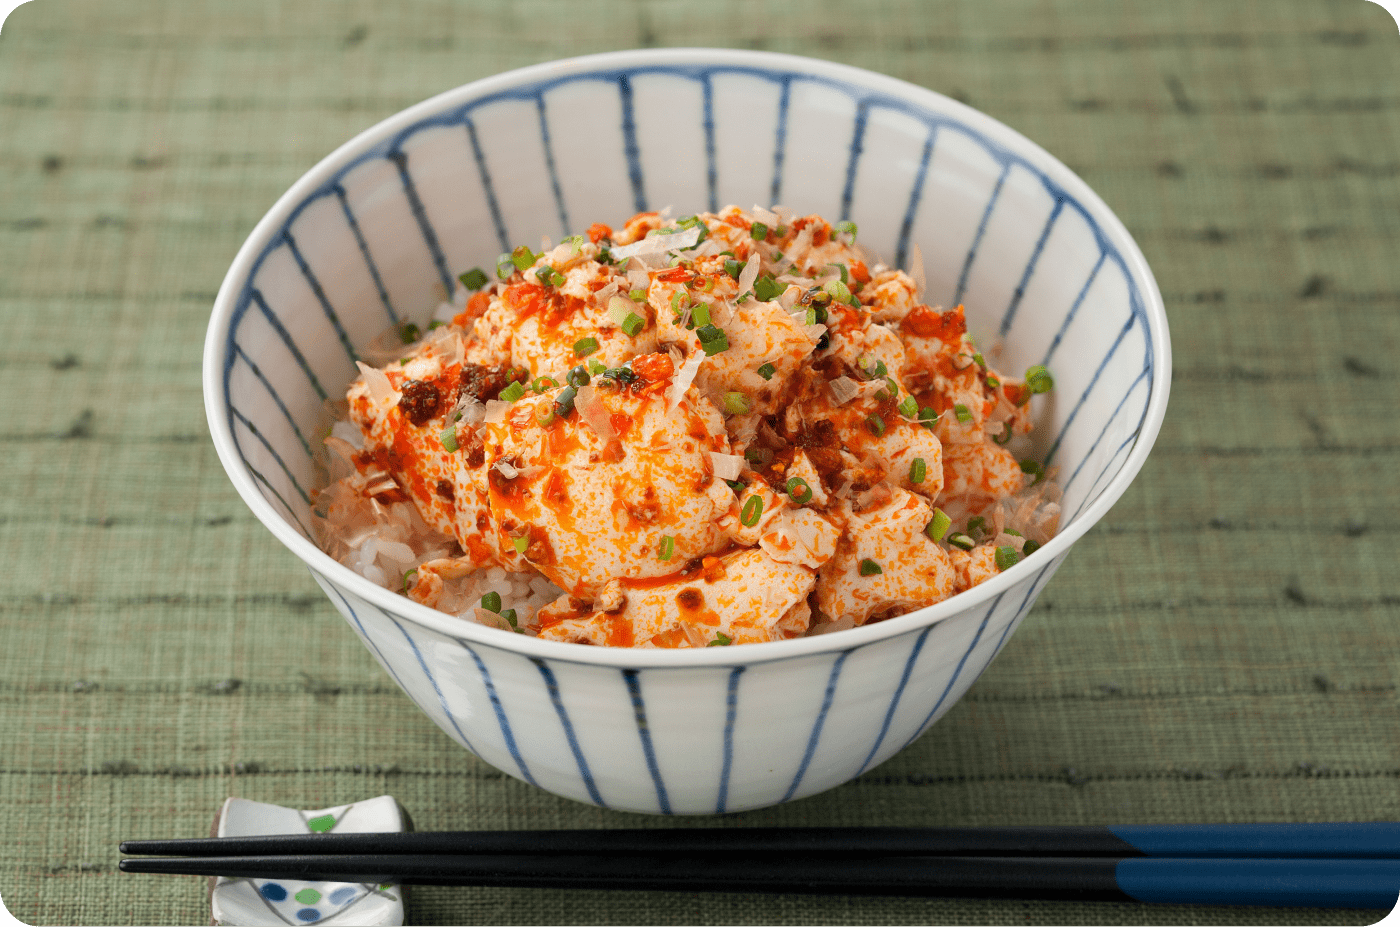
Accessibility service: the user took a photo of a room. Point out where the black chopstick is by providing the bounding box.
[116,852,1400,907]
[119,822,1400,860]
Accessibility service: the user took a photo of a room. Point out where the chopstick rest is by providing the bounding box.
[206,796,407,927]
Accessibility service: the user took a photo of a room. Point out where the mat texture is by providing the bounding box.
[1,0,1398,924]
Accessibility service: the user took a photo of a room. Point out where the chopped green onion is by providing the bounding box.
[697,324,730,356]
[511,245,535,272]
[708,632,732,647]
[428,319,445,330]
[947,532,975,551]
[573,336,600,357]
[480,591,502,613]
[986,375,1000,388]
[621,313,646,337]
[691,303,711,327]
[835,220,858,242]
[966,516,986,538]
[827,262,848,284]
[858,558,883,576]
[740,495,764,527]
[458,267,487,290]
[512,536,529,555]
[499,381,525,402]
[824,278,852,304]
[587,359,607,375]
[532,375,559,393]
[629,287,648,302]
[866,413,886,437]
[994,546,1021,571]
[398,322,420,344]
[1023,539,1042,556]
[724,258,743,279]
[553,385,577,417]
[658,535,675,561]
[919,406,939,431]
[722,392,752,415]
[535,265,563,286]
[757,362,776,380]
[806,308,817,326]
[566,365,591,388]
[1026,365,1054,394]
[786,477,813,504]
[973,352,987,369]
[954,404,973,424]
[702,276,716,293]
[744,447,773,467]
[909,457,927,484]
[753,274,782,302]
[535,407,556,426]
[880,376,899,400]
[670,291,687,313]
[496,252,516,279]
[750,221,769,240]
[898,395,919,418]
[439,424,459,452]
[724,479,746,493]
[1020,458,1046,483]
[501,608,519,628]
[925,508,952,541]
[1004,528,1023,537]
[562,234,585,253]
[402,568,418,593]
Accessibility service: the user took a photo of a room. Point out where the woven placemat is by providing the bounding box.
[1,0,1397,923]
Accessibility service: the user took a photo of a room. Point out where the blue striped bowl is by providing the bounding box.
[203,49,1170,814]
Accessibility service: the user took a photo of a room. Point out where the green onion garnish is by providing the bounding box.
[724,479,746,493]
[947,533,975,550]
[536,265,565,287]
[954,404,973,424]
[1020,458,1045,483]
[563,234,585,252]
[402,568,418,593]
[670,291,687,313]
[553,385,577,417]
[512,536,529,555]
[827,262,848,284]
[658,535,675,561]
[754,274,782,302]
[725,258,743,279]
[986,375,1000,388]
[740,495,764,527]
[750,221,769,240]
[458,267,487,290]
[587,359,607,375]
[621,313,645,337]
[786,477,813,504]
[898,395,918,418]
[573,336,600,357]
[691,303,711,327]
[1026,365,1054,394]
[1023,539,1042,556]
[697,324,730,356]
[708,632,732,647]
[966,516,986,538]
[866,413,886,437]
[824,278,852,304]
[496,252,516,279]
[722,392,752,415]
[995,546,1021,571]
[919,406,939,430]
[835,220,858,241]
[536,407,556,426]
[480,591,502,612]
[858,558,883,576]
[501,608,519,628]
[398,322,420,344]
[566,365,591,388]
[532,375,558,393]
[909,457,926,484]
[629,287,648,302]
[439,424,459,452]
[511,245,535,272]
[806,308,817,326]
[757,362,776,380]
[499,381,525,402]
[925,508,952,541]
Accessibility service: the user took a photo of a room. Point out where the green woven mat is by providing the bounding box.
[2,1,1398,924]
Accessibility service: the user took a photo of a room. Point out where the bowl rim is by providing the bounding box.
[203,47,1171,670]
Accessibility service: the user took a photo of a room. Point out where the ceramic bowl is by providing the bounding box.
[203,48,1170,814]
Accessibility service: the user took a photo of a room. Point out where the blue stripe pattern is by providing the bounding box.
[222,58,1164,813]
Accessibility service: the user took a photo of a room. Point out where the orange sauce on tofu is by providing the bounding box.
[904,303,967,341]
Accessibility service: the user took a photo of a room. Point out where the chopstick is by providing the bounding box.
[118,824,1400,909]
